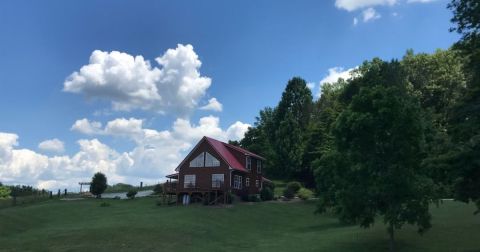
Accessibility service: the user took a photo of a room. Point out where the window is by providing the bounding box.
[246,156,252,171]
[212,174,224,188]
[233,175,242,189]
[205,152,220,167]
[189,153,205,167]
[256,180,259,188]
[246,178,250,187]
[189,152,220,167]
[184,175,196,188]
[257,160,262,173]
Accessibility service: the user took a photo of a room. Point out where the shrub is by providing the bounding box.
[260,187,274,201]
[126,190,138,199]
[0,186,11,199]
[226,192,234,204]
[247,194,261,202]
[100,202,110,207]
[153,184,164,195]
[286,181,302,194]
[283,188,295,199]
[298,188,314,200]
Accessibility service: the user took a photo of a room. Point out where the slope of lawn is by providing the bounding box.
[0,198,478,252]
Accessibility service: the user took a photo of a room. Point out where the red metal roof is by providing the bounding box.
[173,136,267,174]
[205,136,265,172]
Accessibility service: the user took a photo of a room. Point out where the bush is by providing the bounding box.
[126,190,138,199]
[286,181,302,194]
[298,188,314,200]
[0,186,11,199]
[283,188,295,199]
[226,192,234,204]
[247,194,261,202]
[260,187,274,201]
[153,184,164,195]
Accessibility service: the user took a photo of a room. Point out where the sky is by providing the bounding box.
[0,0,459,190]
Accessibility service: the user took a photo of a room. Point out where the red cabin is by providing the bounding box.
[165,136,271,204]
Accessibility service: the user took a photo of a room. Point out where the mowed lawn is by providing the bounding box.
[0,199,479,252]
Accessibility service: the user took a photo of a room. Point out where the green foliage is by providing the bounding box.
[90,172,108,198]
[315,59,435,250]
[0,186,11,199]
[226,192,234,204]
[283,188,295,199]
[298,188,314,200]
[447,0,480,212]
[126,190,138,199]
[153,184,163,195]
[286,181,301,194]
[105,183,135,193]
[260,187,274,201]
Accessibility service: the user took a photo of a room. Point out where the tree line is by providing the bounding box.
[238,1,479,250]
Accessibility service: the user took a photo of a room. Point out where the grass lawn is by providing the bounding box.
[0,198,479,252]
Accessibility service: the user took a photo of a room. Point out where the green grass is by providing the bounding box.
[0,199,479,252]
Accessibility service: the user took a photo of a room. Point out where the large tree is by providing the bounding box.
[273,77,313,179]
[447,0,480,212]
[315,59,434,252]
[90,172,108,198]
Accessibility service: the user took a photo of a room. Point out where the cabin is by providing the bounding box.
[165,136,271,205]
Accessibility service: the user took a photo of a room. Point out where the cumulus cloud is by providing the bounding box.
[362,8,381,22]
[200,98,223,112]
[64,44,217,116]
[38,139,65,154]
[335,0,397,11]
[0,116,251,190]
[71,118,103,135]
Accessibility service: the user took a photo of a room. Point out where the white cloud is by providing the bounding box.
[362,8,381,22]
[0,116,251,190]
[407,0,436,3]
[335,0,397,11]
[353,17,359,26]
[64,44,216,116]
[71,118,103,135]
[200,98,223,112]
[306,82,315,91]
[317,67,357,97]
[38,139,65,154]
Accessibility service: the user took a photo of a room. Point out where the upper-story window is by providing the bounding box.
[212,174,224,188]
[205,152,220,167]
[246,156,252,171]
[257,160,262,173]
[189,152,220,167]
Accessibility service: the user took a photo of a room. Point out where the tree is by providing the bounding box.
[273,77,313,179]
[316,60,434,251]
[90,172,107,198]
[447,0,480,212]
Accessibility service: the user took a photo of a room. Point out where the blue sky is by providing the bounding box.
[0,0,459,189]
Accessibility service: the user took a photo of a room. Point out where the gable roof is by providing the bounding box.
[175,136,266,172]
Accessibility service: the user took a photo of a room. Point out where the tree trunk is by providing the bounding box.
[388,224,395,252]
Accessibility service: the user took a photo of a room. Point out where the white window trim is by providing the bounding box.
[184,174,196,188]
[255,180,259,188]
[233,175,242,189]
[212,174,224,188]
[246,156,251,171]
[246,178,250,187]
